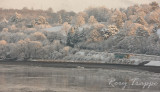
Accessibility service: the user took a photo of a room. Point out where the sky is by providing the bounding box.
[0,0,159,12]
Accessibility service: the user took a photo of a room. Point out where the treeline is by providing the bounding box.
[0,2,160,61]
[0,7,76,25]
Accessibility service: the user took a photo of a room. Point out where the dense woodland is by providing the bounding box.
[0,2,160,61]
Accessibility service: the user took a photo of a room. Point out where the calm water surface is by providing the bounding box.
[0,63,160,92]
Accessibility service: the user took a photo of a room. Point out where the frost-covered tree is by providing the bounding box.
[58,14,62,24]
[126,5,140,18]
[47,7,53,13]
[31,16,51,28]
[46,31,67,44]
[37,16,47,24]
[88,16,97,24]
[67,27,76,47]
[127,23,143,35]
[30,41,42,58]
[66,27,87,47]
[140,4,152,14]
[30,32,47,42]
[76,15,85,27]
[1,2,160,60]
[150,1,159,10]
[9,32,26,43]
[116,36,148,54]
[65,16,72,24]
[135,26,150,37]
[8,39,42,60]
[0,40,7,47]
[134,16,147,25]
[104,25,119,38]
[53,40,61,51]
[8,25,19,33]
[145,8,160,24]
[9,12,22,23]
[93,23,105,31]
[109,10,126,28]
[62,22,71,35]
[14,40,27,60]
[2,18,8,23]
[85,7,110,22]
[88,29,103,42]
[115,15,123,28]
[78,12,88,22]
[123,20,133,33]
[23,39,42,59]
[62,46,70,56]
[0,40,7,59]
[2,28,8,32]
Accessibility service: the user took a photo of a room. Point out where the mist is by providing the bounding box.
[0,0,158,12]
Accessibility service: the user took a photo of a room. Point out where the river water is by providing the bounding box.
[0,63,160,92]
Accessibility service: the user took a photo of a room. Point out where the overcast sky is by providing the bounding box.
[0,0,159,12]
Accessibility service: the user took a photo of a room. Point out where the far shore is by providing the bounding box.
[0,60,160,73]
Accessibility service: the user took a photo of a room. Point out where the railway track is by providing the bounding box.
[0,61,160,73]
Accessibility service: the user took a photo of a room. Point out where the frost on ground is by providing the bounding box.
[44,26,62,32]
[157,29,160,38]
[62,50,160,66]
[63,50,114,63]
[145,61,160,66]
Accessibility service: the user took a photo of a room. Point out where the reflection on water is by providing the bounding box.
[0,64,160,92]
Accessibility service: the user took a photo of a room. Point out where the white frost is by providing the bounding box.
[145,61,160,66]
[156,28,160,38]
[44,26,63,32]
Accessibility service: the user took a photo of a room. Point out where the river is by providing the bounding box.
[0,62,160,92]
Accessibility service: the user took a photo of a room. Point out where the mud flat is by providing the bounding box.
[0,61,160,92]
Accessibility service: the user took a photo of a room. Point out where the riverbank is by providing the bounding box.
[0,60,160,73]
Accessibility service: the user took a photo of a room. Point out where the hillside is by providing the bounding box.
[0,1,160,64]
